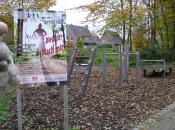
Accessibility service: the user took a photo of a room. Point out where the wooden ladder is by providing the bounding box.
[79,47,97,96]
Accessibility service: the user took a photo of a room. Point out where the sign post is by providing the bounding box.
[14,10,68,130]
[16,87,22,130]
[63,85,69,130]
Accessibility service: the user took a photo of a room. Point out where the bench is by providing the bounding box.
[142,65,173,76]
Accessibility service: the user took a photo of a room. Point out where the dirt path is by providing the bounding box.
[148,103,175,130]
[131,101,175,130]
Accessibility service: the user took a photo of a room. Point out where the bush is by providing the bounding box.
[112,47,118,52]
[106,55,116,63]
[15,56,30,63]
[94,55,102,65]
[140,47,175,62]
[52,50,67,60]
[129,61,136,67]
[97,44,112,48]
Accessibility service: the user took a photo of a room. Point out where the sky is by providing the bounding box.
[49,0,99,32]
[50,0,95,27]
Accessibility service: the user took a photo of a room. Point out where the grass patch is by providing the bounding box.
[80,47,119,66]
[52,50,67,60]
[70,125,80,130]
[0,93,15,125]
[15,56,30,63]
[94,53,119,67]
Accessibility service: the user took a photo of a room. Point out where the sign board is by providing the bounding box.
[14,10,67,84]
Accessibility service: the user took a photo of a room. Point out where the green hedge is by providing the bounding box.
[52,50,67,60]
[97,44,112,48]
[140,47,175,62]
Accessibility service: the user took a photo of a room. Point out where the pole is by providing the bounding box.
[136,52,140,83]
[16,88,22,130]
[63,85,69,130]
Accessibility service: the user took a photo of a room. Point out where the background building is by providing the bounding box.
[66,24,99,46]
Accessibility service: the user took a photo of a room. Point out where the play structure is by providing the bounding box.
[68,46,173,95]
[101,51,141,88]
[67,47,97,96]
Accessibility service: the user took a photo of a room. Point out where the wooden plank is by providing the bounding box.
[75,56,89,60]
[79,47,97,96]
[142,65,172,72]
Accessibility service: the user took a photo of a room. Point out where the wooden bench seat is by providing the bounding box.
[142,65,173,76]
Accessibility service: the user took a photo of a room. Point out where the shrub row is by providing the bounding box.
[140,47,175,62]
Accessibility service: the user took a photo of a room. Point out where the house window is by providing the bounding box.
[84,37,90,41]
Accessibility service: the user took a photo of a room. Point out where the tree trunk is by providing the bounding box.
[173,21,175,48]
[151,0,156,47]
[120,0,127,81]
[159,0,169,48]
[172,2,175,48]
[129,0,132,52]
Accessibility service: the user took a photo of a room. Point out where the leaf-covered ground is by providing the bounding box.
[1,68,175,130]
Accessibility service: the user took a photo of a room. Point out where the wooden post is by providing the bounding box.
[136,52,140,83]
[125,43,129,81]
[63,85,69,130]
[67,48,77,86]
[102,51,107,89]
[163,60,166,79]
[122,52,127,81]
[163,60,166,84]
[16,88,22,130]
[119,52,123,88]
